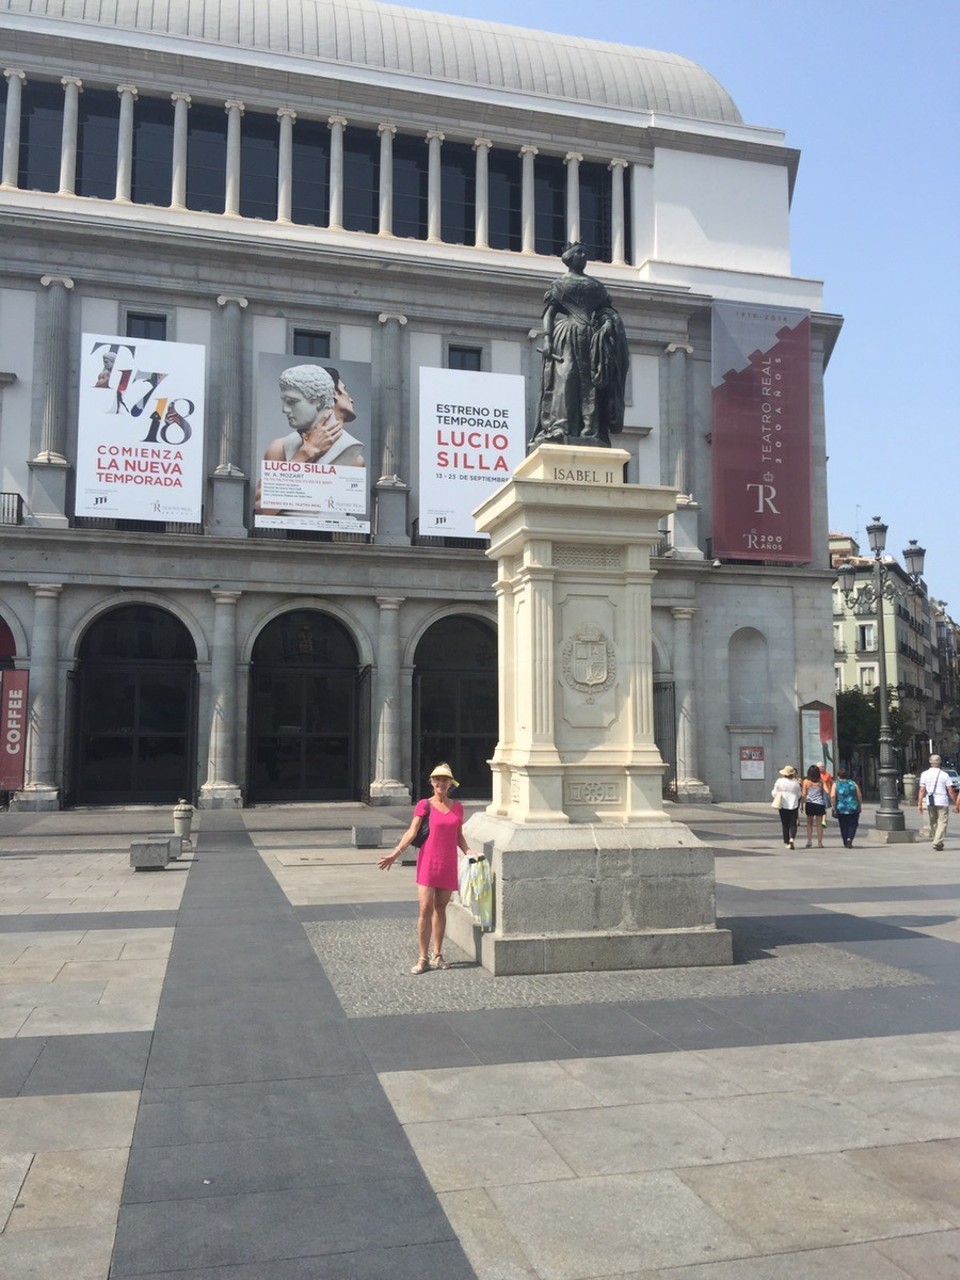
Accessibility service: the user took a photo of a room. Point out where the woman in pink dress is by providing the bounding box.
[378,762,476,973]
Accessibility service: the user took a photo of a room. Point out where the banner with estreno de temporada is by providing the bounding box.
[76,334,206,523]
[418,368,526,538]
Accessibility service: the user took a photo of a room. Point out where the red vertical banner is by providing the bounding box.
[711,303,812,563]
[0,671,29,791]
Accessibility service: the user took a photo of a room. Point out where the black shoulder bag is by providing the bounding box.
[411,808,430,848]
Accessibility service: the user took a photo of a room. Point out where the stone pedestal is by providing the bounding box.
[448,444,732,974]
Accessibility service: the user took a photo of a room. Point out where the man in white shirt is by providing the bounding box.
[917,754,957,850]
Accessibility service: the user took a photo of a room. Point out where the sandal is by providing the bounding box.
[431,953,451,970]
[410,956,431,975]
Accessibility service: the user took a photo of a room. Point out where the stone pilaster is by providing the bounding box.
[426,129,444,243]
[663,341,703,559]
[374,312,410,545]
[609,158,628,265]
[473,138,492,248]
[210,294,248,536]
[170,93,191,208]
[327,115,347,229]
[199,590,243,808]
[369,597,411,803]
[377,123,396,236]
[224,100,244,216]
[565,151,582,244]
[671,606,711,802]
[28,276,73,527]
[114,84,138,202]
[276,109,296,223]
[520,145,538,254]
[58,76,82,195]
[1,70,26,188]
[11,584,63,810]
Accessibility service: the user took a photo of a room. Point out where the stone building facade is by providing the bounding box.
[0,0,841,809]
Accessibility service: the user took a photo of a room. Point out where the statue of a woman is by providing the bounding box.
[529,242,630,450]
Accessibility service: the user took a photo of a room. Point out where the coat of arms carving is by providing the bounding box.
[561,623,616,701]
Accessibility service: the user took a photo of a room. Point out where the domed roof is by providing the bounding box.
[4,0,743,124]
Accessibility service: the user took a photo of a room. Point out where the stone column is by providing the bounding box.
[426,128,444,243]
[327,115,346,229]
[224,99,244,216]
[370,596,411,803]
[28,275,73,527]
[210,294,248,536]
[520,145,538,254]
[663,341,702,559]
[170,93,191,208]
[377,123,395,236]
[114,83,138,202]
[58,76,83,196]
[671,606,711,802]
[609,158,628,265]
[473,137,492,248]
[12,584,63,810]
[374,312,410,545]
[565,151,582,244]
[199,589,243,808]
[2,70,26,188]
[276,108,296,223]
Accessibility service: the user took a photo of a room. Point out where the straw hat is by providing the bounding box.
[429,762,459,786]
[779,765,798,778]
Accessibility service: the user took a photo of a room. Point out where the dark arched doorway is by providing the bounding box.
[413,615,497,799]
[249,610,362,802]
[72,605,197,805]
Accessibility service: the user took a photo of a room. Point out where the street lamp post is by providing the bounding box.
[837,518,926,835]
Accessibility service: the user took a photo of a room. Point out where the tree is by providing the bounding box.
[836,686,915,764]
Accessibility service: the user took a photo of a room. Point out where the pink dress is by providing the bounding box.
[414,799,463,891]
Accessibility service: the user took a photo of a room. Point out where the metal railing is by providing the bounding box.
[0,492,23,525]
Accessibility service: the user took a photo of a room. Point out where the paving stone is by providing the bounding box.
[685,1088,914,1157]
[643,1240,926,1278]
[557,1049,746,1105]
[0,1090,139,1154]
[678,1150,953,1252]
[439,1188,539,1280]
[0,1225,116,1280]
[381,1059,602,1123]
[842,1076,960,1141]
[845,1138,960,1218]
[529,1100,750,1175]
[6,1147,128,1231]
[404,1113,577,1191]
[875,1228,960,1280]
[485,1169,756,1276]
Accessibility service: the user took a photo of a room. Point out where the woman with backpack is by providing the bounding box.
[830,768,863,848]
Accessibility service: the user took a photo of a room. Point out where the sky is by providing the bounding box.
[399,0,958,604]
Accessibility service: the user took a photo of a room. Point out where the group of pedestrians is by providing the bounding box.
[773,751,959,852]
[771,761,863,849]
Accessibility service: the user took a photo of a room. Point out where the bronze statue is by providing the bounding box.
[529,242,630,450]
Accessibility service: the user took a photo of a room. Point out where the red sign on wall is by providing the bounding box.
[0,670,29,791]
[711,303,812,563]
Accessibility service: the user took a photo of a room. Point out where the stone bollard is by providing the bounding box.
[901,773,917,804]
[352,826,382,849]
[173,798,194,849]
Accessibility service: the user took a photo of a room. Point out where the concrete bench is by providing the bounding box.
[130,834,182,871]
